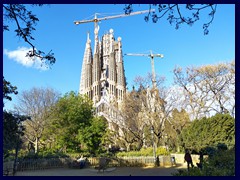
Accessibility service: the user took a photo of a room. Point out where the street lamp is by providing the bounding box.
[150,126,157,166]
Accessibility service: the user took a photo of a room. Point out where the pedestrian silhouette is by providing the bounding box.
[184,149,194,171]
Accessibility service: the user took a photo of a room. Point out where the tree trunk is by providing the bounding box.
[13,140,20,175]
[126,143,131,152]
[34,138,38,153]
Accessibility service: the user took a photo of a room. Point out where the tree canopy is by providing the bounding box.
[173,61,235,119]
[14,87,60,153]
[77,116,108,155]
[44,91,108,154]
[180,113,235,153]
[3,77,18,106]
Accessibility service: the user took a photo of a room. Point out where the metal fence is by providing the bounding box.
[3,160,14,175]
[88,156,175,167]
[16,157,72,171]
[6,155,180,172]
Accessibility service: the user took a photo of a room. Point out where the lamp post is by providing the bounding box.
[150,126,157,166]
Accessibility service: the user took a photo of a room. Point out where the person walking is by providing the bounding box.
[197,151,203,169]
[184,149,194,171]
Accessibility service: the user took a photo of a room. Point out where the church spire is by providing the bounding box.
[79,32,93,95]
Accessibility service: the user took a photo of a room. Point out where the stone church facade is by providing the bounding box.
[79,28,126,107]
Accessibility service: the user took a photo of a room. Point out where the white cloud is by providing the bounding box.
[4,47,48,71]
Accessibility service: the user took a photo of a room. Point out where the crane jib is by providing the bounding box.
[74,9,155,25]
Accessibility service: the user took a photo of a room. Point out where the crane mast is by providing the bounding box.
[125,50,164,89]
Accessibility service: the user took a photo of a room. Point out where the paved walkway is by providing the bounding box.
[15,163,187,176]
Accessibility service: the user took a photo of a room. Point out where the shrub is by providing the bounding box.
[18,150,69,159]
[116,147,169,157]
[172,147,235,176]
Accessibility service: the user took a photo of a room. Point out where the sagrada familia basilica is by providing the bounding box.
[77,12,165,136]
[78,24,128,133]
[79,27,126,109]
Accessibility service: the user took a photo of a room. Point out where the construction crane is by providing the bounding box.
[74,9,155,27]
[125,50,164,89]
[74,9,155,53]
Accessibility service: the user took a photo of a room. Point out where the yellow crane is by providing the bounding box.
[125,50,164,89]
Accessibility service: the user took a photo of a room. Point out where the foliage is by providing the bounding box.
[3,111,27,159]
[17,149,69,159]
[3,78,26,160]
[45,92,95,152]
[172,147,235,176]
[3,4,56,66]
[124,4,217,35]
[173,61,235,119]
[117,89,148,151]
[116,147,169,157]
[164,108,190,152]
[119,77,166,151]
[77,116,108,155]
[14,87,60,153]
[180,114,235,152]
[3,77,18,105]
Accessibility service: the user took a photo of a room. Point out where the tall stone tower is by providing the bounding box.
[79,29,126,107]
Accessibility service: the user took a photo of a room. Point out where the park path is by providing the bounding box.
[15,163,187,176]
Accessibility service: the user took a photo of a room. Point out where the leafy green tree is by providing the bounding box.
[3,78,27,174]
[45,92,94,152]
[3,78,22,158]
[77,116,108,155]
[3,77,18,105]
[180,114,235,152]
[3,111,26,158]
[3,111,28,175]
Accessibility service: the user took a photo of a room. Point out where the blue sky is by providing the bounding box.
[3,4,235,111]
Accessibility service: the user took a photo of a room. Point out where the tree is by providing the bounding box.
[180,114,235,152]
[116,89,148,151]
[124,4,217,35]
[3,111,26,158]
[3,77,18,106]
[173,61,235,120]
[45,92,94,152]
[164,108,190,152]
[3,79,26,174]
[77,116,108,155]
[3,77,21,157]
[117,73,167,151]
[3,4,56,66]
[14,87,60,153]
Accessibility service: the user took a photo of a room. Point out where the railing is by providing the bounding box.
[3,160,14,176]
[13,155,186,172]
[16,157,72,171]
[88,156,175,167]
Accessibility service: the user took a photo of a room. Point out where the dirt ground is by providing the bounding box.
[14,163,187,176]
